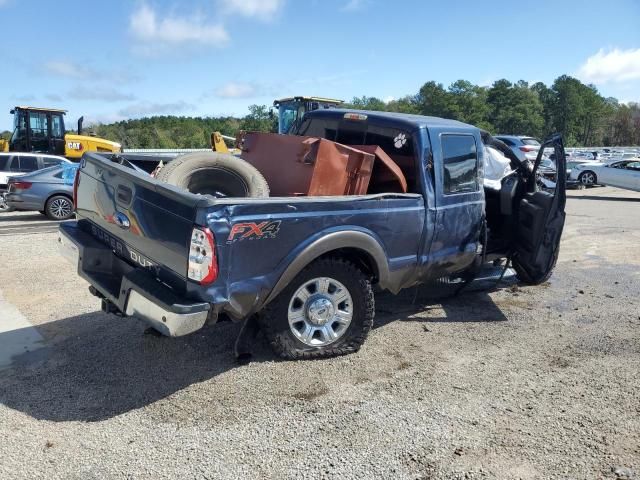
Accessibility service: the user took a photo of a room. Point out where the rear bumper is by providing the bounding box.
[5,193,43,211]
[58,221,211,336]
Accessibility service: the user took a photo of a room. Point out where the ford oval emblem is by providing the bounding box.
[114,212,131,229]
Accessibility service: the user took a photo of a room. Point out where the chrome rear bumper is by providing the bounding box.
[58,221,210,337]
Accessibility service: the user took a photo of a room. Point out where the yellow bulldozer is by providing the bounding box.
[0,106,121,159]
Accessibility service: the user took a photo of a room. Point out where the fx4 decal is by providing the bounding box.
[227,221,282,243]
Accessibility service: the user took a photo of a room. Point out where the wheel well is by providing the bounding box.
[317,248,379,283]
[46,193,73,205]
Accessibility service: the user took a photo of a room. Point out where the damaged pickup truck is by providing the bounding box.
[58,110,567,359]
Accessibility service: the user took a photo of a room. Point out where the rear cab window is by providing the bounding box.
[0,156,10,171]
[441,134,479,194]
[295,115,418,192]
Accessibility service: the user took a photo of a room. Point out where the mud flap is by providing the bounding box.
[513,134,567,284]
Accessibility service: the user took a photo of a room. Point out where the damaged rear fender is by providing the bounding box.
[263,229,391,306]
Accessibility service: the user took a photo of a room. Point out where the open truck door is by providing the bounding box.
[512,134,567,284]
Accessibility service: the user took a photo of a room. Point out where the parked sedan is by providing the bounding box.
[569,160,640,191]
[494,135,542,161]
[5,163,79,220]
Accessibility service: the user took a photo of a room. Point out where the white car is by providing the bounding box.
[0,152,70,211]
[0,152,70,186]
[569,159,640,192]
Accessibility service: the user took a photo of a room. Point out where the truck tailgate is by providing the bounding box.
[75,153,206,289]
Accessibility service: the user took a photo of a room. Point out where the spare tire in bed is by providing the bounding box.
[156,152,270,198]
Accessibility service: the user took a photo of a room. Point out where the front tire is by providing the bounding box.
[260,258,374,360]
[45,195,74,220]
[578,170,597,186]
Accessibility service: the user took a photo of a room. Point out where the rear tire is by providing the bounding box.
[156,152,269,198]
[45,195,74,220]
[259,258,374,360]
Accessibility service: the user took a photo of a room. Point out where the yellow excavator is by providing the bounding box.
[0,106,121,159]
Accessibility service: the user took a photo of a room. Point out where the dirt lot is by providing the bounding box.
[0,187,639,480]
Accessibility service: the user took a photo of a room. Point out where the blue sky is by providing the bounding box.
[0,0,639,130]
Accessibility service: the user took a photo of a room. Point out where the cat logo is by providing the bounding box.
[67,141,83,150]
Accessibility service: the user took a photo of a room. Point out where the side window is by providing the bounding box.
[51,114,64,139]
[0,156,9,171]
[43,157,63,168]
[441,134,478,194]
[17,156,39,172]
[499,138,514,146]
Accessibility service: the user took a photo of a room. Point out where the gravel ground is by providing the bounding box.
[0,187,639,480]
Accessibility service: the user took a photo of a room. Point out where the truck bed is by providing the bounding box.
[71,152,426,322]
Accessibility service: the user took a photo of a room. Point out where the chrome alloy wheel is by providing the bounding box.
[287,276,353,347]
[0,194,10,212]
[580,171,596,185]
[50,197,72,219]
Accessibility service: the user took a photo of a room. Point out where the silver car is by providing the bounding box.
[569,159,640,191]
[5,164,79,220]
[494,135,542,162]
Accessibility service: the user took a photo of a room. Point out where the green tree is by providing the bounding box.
[486,79,544,137]
[240,105,278,133]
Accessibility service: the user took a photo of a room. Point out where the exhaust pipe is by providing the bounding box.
[77,116,84,135]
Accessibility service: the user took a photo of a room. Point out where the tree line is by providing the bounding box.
[347,76,639,147]
[2,75,637,148]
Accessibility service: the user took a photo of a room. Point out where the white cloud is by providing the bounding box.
[69,86,136,102]
[44,60,95,79]
[43,60,140,84]
[219,0,285,20]
[117,101,195,118]
[129,3,229,53]
[214,82,259,98]
[577,48,640,84]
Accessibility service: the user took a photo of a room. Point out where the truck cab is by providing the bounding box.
[7,107,68,155]
[273,96,343,134]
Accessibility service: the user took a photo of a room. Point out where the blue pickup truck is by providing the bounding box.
[58,110,566,359]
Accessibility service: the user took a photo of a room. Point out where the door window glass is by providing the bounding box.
[29,112,49,140]
[0,156,10,170]
[51,114,64,139]
[441,134,478,194]
[17,156,38,172]
[43,157,64,168]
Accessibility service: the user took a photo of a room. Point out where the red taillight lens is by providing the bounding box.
[520,146,536,152]
[188,227,218,284]
[11,181,32,190]
[72,168,81,209]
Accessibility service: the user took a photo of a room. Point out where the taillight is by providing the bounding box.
[72,167,81,209]
[188,227,218,284]
[11,181,32,190]
[520,146,536,152]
